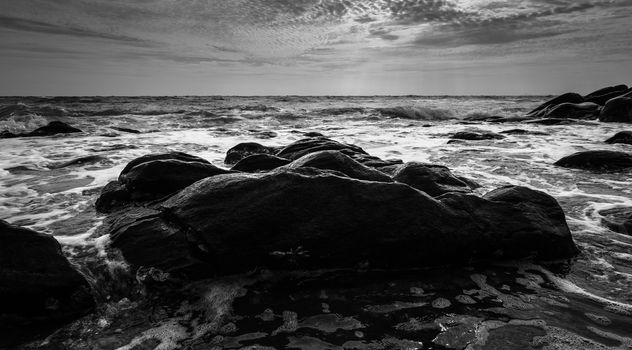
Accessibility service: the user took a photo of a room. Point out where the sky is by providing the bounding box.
[1,0,631,95]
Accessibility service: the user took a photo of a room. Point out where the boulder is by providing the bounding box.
[599,207,632,235]
[95,181,131,213]
[599,97,632,123]
[539,102,600,119]
[449,131,505,141]
[0,220,94,345]
[26,121,82,137]
[391,162,472,197]
[585,84,629,105]
[120,159,231,201]
[110,126,141,134]
[285,151,393,182]
[276,137,368,160]
[525,118,578,125]
[526,93,584,116]
[605,131,632,145]
[120,151,210,176]
[102,169,577,277]
[231,154,291,172]
[224,142,279,164]
[554,150,632,171]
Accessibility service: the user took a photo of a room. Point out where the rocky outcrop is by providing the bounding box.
[0,220,94,345]
[605,131,632,145]
[538,102,601,119]
[231,154,290,172]
[585,84,629,105]
[98,166,577,278]
[449,131,505,141]
[224,142,279,164]
[554,150,632,170]
[276,137,368,161]
[391,162,472,197]
[285,150,393,182]
[0,121,82,138]
[526,93,584,117]
[599,97,632,123]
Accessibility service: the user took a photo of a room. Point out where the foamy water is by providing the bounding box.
[2,96,632,349]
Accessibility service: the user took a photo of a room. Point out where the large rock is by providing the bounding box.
[276,137,368,160]
[585,84,629,105]
[526,93,584,116]
[599,207,632,235]
[605,131,632,145]
[391,162,472,197]
[231,154,290,172]
[102,169,577,277]
[539,102,600,119]
[224,142,279,164]
[120,151,210,176]
[285,151,393,182]
[599,97,632,123]
[0,220,94,345]
[449,131,505,141]
[554,150,632,170]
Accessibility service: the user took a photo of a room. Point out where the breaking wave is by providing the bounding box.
[376,106,456,120]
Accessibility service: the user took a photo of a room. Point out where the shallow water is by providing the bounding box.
[1,96,632,349]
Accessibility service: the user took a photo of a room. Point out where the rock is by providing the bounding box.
[585,84,629,105]
[26,121,82,137]
[95,181,131,213]
[391,162,472,197]
[276,137,368,161]
[525,118,578,125]
[120,159,232,201]
[0,220,94,346]
[605,131,632,145]
[120,152,210,176]
[0,130,17,138]
[540,102,601,119]
[348,153,403,168]
[224,142,279,165]
[599,207,632,235]
[449,131,505,141]
[285,151,393,182]
[111,126,141,134]
[48,155,108,169]
[102,169,577,277]
[599,97,632,123]
[554,150,632,171]
[304,132,324,137]
[526,93,585,116]
[500,129,548,135]
[231,154,291,172]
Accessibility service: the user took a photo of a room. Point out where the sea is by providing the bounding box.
[1,96,632,349]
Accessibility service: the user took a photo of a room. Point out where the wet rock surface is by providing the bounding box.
[605,131,632,145]
[0,121,82,138]
[0,220,94,347]
[600,97,632,123]
[554,150,632,171]
[599,207,632,235]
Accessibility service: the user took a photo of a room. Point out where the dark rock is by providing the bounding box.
[231,154,290,172]
[0,130,17,138]
[463,115,504,122]
[585,84,628,98]
[526,93,585,116]
[391,162,472,197]
[539,102,601,119]
[111,126,141,134]
[27,121,82,137]
[599,207,632,235]
[605,131,632,145]
[449,131,505,141]
[224,142,279,165]
[276,137,368,160]
[120,159,232,201]
[48,155,108,169]
[120,151,210,176]
[586,88,632,106]
[554,150,632,171]
[487,116,531,123]
[95,181,131,213]
[599,97,632,123]
[525,118,578,125]
[500,129,548,135]
[285,150,393,182]
[304,132,324,137]
[0,220,94,346]
[103,169,577,277]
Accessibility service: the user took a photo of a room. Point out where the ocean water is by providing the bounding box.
[1,96,632,349]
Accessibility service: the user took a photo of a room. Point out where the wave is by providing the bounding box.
[0,113,49,133]
[317,107,367,115]
[376,106,455,120]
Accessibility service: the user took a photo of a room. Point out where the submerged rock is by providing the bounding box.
[0,121,82,138]
[0,220,94,346]
[599,97,632,123]
[111,126,141,134]
[449,131,505,141]
[525,118,578,125]
[276,137,367,161]
[231,154,290,172]
[101,168,577,278]
[224,142,279,164]
[554,150,632,170]
[48,155,108,169]
[599,207,632,235]
[391,162,472,197]
[285,150,393,182]
[605,131,632,145]
[539,102,601,119]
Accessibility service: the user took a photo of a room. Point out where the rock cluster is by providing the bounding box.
[0,121,82,138]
